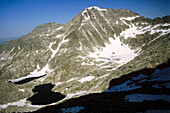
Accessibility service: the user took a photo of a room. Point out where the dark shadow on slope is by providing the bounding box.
[29,59,170,113]
[9,74,46,84]
[30,93,170,113]
[109,59,170,88]
[27,83,66,105]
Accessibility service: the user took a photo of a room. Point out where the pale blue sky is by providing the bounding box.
[0,0,169,38]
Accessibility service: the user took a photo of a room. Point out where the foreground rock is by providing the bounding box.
[33,60,170,113]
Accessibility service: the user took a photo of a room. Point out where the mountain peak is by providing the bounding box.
[80,6,107,22]
[85,6,107,11]
[0,6,170,112]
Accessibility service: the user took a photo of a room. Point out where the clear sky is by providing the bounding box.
[0,0,169,38]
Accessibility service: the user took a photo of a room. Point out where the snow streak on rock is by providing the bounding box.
[120,15,140,21]
[120,23,170,39]
[66,91,87,98]
[78,76,95,83]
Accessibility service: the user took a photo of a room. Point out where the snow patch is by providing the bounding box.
[56,34,64,38]
[10,47,14,52]
[87,6,107,11]
[0,57,4,60]
[79,42,83,51]
[152,84,162,88]
[63,49,67,53]
[79,10,90,29]
[59,106,84,113]
[9,64,51,83]
[162,23,170,26]
[56,26,63,30]
[97,74,110,80]
[120,23,144,39]
[62,39,69,43]
[37,64,40,70]
[19,89,25,92]
[150,28,170,35]
[164,82,170,88]
[49,42,56,58]
[78,76,95,83]
[104,80,141,92]
[87,35,137,68]
[78,56,86,60]
[120,23,170,39]
[55,82,63,86]
[81,62,94,66]
[66,91,86,98]
[125,94,170,102]
[67,78,77,83]
[48,38,69,59]
[0,98,43,110]
[148,68,170,81]
[82,10,90,21]
[132,74,147,80]
[120,16,140,21]
[141,22,148,25]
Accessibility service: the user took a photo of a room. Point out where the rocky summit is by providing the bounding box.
[0,6,170,112]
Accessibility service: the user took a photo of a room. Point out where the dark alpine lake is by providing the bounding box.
[27,83,66,105]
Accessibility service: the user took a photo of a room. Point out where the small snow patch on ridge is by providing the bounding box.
[56,26,63,30]
[120,15,140,21]
[87,6,107,11]
[82,10,90,21]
